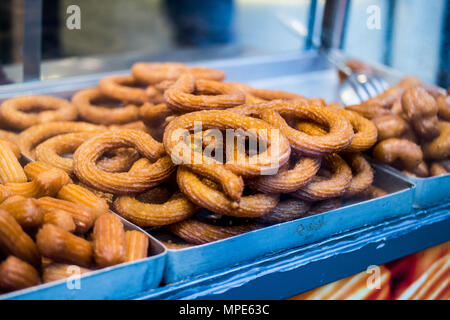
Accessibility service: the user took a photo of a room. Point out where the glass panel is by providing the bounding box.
[343,0,448,86]
[0,0,314,84]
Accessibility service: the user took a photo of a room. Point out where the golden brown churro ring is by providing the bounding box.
[57,184,109,220]
[37,197,95,234]
[164,110,291,176]
[437,94,450,121]
[422,121,450,160]
[72,88,140,125]
[0,256,40,292]
[73,129,175,194]
[167,218,259,245]
[18,121,101,159]
[0,139,27,184]
[372,138,423,171]
[0,95,77,130]
[35,131,139,175]
[93,214,126,268]
[372,115,409,141]
[177,167,279,217]
[291,154,352,201]
[36,224,92,267]
[0,196,43,229]
[402,86,439,140]
[114,187,197,227]
[326,104,377,152]
[139,103,175,127]
[342,153,374,198]
[0,209,40,266]
[97,148,140,173]
[35,131,100,174]
[5,168,71,198]
[346,104,392,119]
[247,156,321,193]
[98,75,156,104]
[164,74,246,112]
[252,100,353,156]
[43,210,76,233]
[42,263,92,283]
[125,230,149,262]
[363,76,423,108]
[131,62,225,84]
[257,198,311,224]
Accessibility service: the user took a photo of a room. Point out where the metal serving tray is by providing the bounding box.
[0,50,417,291]
[377,164,450,209]
[154,164,414,284]
[1,215,166,300]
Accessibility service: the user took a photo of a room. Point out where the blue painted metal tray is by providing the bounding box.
[154,164,414,284]
[1,216,166,300]
[378,165,450,209]
[135,201,450,300]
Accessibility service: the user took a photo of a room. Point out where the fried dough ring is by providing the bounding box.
[291,153,352,201]
[164,110,291,177]
[326,104,377,152]
[372,115,409,141]
[247,156,321,193]
[72,88,140,125]
[35,131,139,175]
[257,198,311,224]
[131,62,225,84]
[73,129,175,194]
[346,104,392,119]
[342,153,374,198]
[0,95,77,130]
[98,75,156,104]
[167,218,259,245]
[18,121,101,159]
[373,138,423,171]
[402,86,439,140]
[422,121,450,160]
[114,186,197,227]
[177,167,279,218]
[139,103,177,141]
[245,100,353,156]
[363,76,424,108]
[164,74,245,112]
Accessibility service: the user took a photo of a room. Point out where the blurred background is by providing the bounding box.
[0,0,448,86]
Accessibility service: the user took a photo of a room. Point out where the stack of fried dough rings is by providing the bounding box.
[345,75,450,178]
[0,61,388,255]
